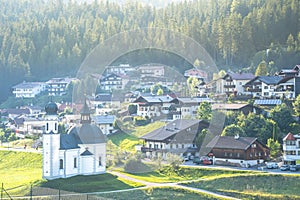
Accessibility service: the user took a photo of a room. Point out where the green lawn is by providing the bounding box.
[108,121,166,151]
[116,166,258,183]
[97,187,223,200]
[184,173,300,200]
[39,173,140,193]
[0,151,43,195]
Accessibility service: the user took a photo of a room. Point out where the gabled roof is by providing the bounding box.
[223,72,255,80]
[206,136,258,150]
[2,108,31,115]
[277,76,300,84]
[95,93,112,101]
[175,97,213,104]
[212,103,250,110]
[12,82,45,89]
[93,115,115,124]
[133,95,173,104]
[140,119,209,143]
[80,149,93,156]
[245,76,283,86]
[283,133,296,141]
[60,134,80,150]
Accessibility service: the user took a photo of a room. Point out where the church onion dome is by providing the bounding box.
[45,101,58,115]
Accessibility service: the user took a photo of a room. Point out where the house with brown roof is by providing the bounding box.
[140,119,209,159]
[206,135,270,167]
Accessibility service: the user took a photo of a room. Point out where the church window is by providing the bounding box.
[46,123,49,131]
[99,157,102,166]
[59,159,63,169]
[55,123,57,131]
[74,158,77,168]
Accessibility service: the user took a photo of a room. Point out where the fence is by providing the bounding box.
[0,184,110,200]
[0,183,149,200]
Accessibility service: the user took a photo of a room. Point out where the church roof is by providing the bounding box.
[60,134,80,150]
[80,149,93,156]
[68,124,107,144]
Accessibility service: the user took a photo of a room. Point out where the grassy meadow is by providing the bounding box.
[184,173,300,199]
[0,150,43,195]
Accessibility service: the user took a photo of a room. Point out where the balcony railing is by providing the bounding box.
[141,147,167,153]
[224,84,235,88]
[247,88,261,92]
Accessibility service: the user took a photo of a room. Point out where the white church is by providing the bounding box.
[42,101,107,180]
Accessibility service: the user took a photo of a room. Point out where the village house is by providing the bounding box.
[105,64,135,75]
[222,72,255,96]
[184,68,208,81]
[206,135,270,167]
[140,119,209,160]
[137,64,165,78]
[92,115,116,135]
[170,97,213,119]
[99,73,123,91]
[46,77,73,96]
[212,103,260,115]
[282,133,300,165]
[12,81,46,98]
[244,76,283,98]
[133,95,174,118]
[91,93,121,112]
[275,76,300,99]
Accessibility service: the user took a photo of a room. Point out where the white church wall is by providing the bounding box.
[81,156,94,174]
[63,149,80,178]
[94,144,106,173]
[43,134,60,179]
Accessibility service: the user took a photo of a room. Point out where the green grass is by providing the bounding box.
[132,121,166,137]
[39,173,138,193]
[108,121,166,151]
[184,173,300,199]
[117,166,257,183]
[97,187,223,200]
[0,151,43,195]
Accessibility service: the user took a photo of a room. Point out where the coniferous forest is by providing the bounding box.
[0,0,300,102]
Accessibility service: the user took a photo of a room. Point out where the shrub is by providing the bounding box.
[124,158,151,173]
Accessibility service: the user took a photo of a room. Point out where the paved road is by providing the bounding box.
[0,146,42,154]
[109,171,240,200]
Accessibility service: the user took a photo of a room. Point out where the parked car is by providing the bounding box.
[203,159,212,165]
[193,156,202,164]
[280,164,290,171]
[266,162,278,169]
[289,165,300,172]
[182,156,189,162]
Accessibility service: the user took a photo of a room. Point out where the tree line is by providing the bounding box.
[0,0,300,103]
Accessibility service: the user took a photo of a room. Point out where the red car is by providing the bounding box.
[203,159,212,165]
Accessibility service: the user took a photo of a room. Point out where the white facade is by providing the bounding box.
[46,77,73,96]
[12,82,46,98]
[283,133,300,162]
[42,103,106,180]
